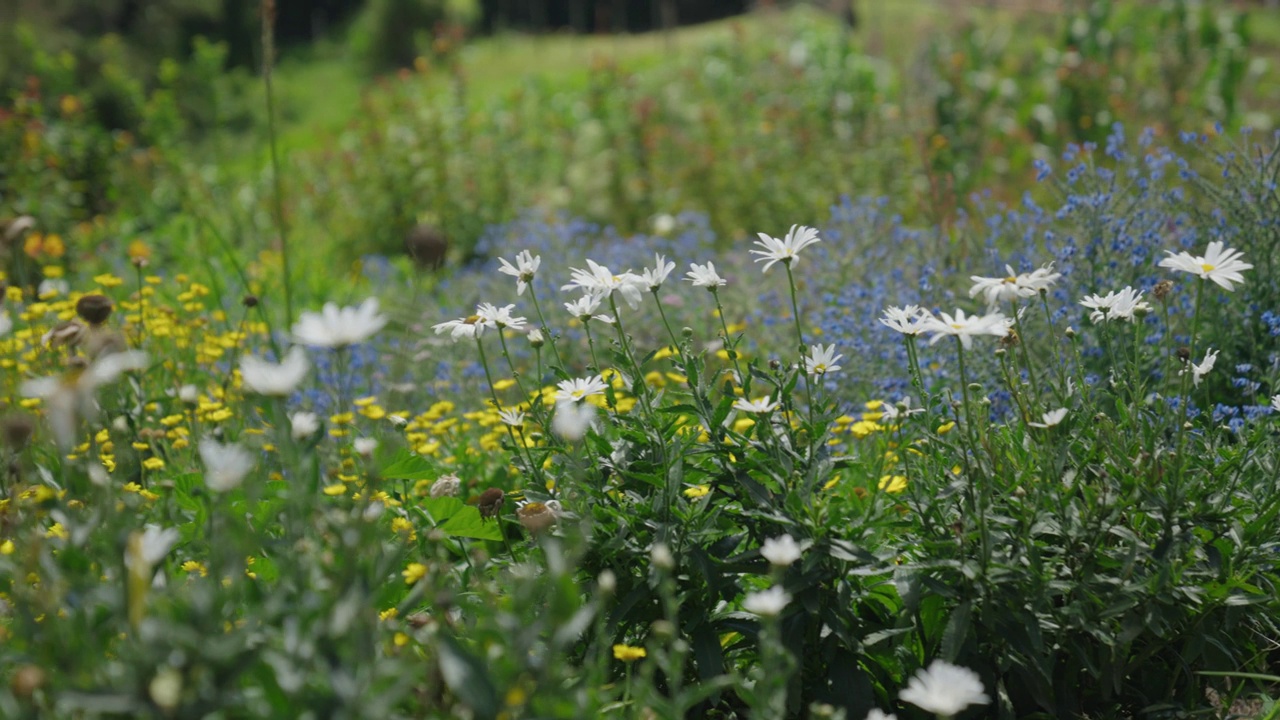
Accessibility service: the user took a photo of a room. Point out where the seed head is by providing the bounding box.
[75,294,113,326]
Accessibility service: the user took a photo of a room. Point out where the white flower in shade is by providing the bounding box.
[743,586,791,616]
[476,302,527,330]
[686,262,727,289]
[561,259,645,309]
[880,397,923,424]
[640,253,676,291]
[240,346,309,396]
[880,305,930,336]
[292,298,387,348]
[353,437,378,456]
[20,350,149,451]
[497,250,540,295]
[733,396,779,414]
[290,411,320,440]
[0,312,11,337]
[760,534,803,567]
[650,542,675,570]
[899,660,990,717]
[527,329,545,347]
[1272,394,1280,412]
[1079,286,1152,324]
[652,213,676,235]
[1028,407,1068,428]
[1182,348,1219,387]
[555,375,608,403]
[199,437,255,493]
[920,309,1013,350]
[498,409,525,427]
[864,711,897,720]
[805,344,843,375]
[552,401,596,441]
[1158,241,1252,291]
[751,225,822,273]
[430,473,461,498]
[969,263,1061,307]
[126,524,181,570]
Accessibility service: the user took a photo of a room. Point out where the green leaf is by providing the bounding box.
[380,449,436,481]
[941,600,971,659]
[418,496,464,524]
[439,506,504,541]
[438,635,500,720]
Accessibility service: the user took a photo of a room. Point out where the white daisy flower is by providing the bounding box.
[126,524,181,570]
[743,586,791,616]
[555,375,608,403]
[433,309,496,342]
[880,305,930,336]
[804,343,843,375]
[239,346,309,396]
[476,302,527,330]
[496,250,540,295]
[1182,348,1219,388]
[1028,407,1068,428]
[1158,241,1252,291]
[969,262,1061,307]
[1272,394,1280,412]
[1079,286,1152,324]
[920,309,1013,350]
[880,397,924,424]
[564,294,604,320]
[686,262,727,289]
[760,534,803,567]
[353,437,378,457]
[292,298,388,348]
[199,437,255,493]
[290,411,320,440]
[751,225,822,273]
[561,259,645,310]
[430,474,461,497]
[640,253,676,291]
[498,409,525,427]
[898,660,990,717]
[552,401,596,441]
[20,350,149,451]
[733,396,779,414]
[864,710,896,720]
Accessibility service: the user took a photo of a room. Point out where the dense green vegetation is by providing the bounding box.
[3,1,1280,718]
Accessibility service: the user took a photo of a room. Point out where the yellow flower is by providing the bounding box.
[391,517,417,540]
[142,457,166,471]
[0,539,14,555]
[402,562,427,585]
[93,273,124,288]
[379,608,399,622]
[45,523,68,539]
[322,483,347,497]
[936,421,957,435]
[182,561,208,577]
[612,644,647,662]
[878,475,908,494]
[683,485,711,499]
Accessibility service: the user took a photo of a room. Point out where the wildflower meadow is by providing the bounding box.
[4,2,1280,719]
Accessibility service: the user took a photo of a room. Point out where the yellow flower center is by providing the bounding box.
[1200,263,1216,273]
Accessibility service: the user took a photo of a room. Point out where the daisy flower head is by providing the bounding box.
[751,225,821,273]
[555,375,608,404]
[1272,394,1280,412]
[433,310,496,342]
[1028,407,1068,428]
[733,395,779,414]
[497,250,540,295]
[1157,240,1252,291]
[805,343,843,375]
[552,401,596,441]
[199,437,255,493]
[564,294,604,321]
[760,534,803,567]
[880,305,930,336]
[920,308,1013,350]
[1182,348,1219,387]
[292,298,388,348]
[743,586,791,617]
[898,660,990,717]
[20,350,149,451]
[290,411,320,440]
[475,302,527,330]
[561,259,645,310]
[685,262,727,289]
[1079,286,1151,324]
[969,263,1061,307]
[127,524,181,570]
[240,346,309,396]
[498,409,525,427]
[640,253,676,291]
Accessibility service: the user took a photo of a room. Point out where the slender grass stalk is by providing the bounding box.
[260,0,294,329]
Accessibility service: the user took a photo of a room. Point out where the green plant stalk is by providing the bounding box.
[261,0,294,329]
[784,262,816,430]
